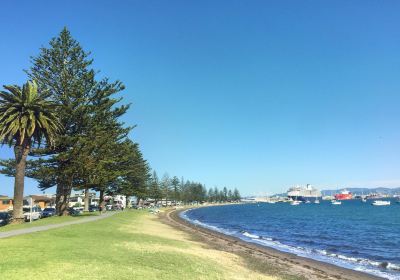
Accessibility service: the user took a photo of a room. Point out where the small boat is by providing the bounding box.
[314,194,320,204]
[372,200,390,206]
[331,200,342,205]
[361,191,367,203]
[290,200,301,206]
[305,200,311,204]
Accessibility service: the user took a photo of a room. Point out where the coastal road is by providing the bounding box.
[0,212,116,239]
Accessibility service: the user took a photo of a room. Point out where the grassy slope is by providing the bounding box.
[0,212,99,232]
[0,210,281,280]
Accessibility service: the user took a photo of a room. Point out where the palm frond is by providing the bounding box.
[0,80,62,148]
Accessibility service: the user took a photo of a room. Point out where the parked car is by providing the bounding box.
[112,204,122,211]
[68,207,81,216]
[0,212,11,226]
[105,204,113,211]
[42,208,56,218]
[23,206,42,221]
[89,205,99,212]
[73,207,84,213]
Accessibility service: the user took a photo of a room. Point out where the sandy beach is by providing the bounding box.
[161,207,383,280]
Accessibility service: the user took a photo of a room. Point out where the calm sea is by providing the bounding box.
[181,200,400,279]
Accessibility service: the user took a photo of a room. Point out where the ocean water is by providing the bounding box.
[181,200,400,279]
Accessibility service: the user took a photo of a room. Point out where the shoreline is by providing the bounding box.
[160,206,383,280]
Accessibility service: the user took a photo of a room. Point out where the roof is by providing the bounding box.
[29,195,55,202]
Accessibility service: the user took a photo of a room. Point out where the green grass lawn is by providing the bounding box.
[0,212,100,232]
[0,210,289,280]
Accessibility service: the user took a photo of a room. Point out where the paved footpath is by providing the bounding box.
[0,212,116,239]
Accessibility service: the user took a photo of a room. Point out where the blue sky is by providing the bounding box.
[1,0,400,196]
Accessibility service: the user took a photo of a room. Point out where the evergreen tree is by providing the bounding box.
[207,188,214,202]
[160,173,171,205]
[149,171,162,205]
[85,139,149,210]
[228,189,233,202]
[213,187,219,202]
[171,176,180,205]
[123,143,150,205]
[223,187,228,201]
[24,28,128,215]
[233,188,241,201]
[219,190,225,202]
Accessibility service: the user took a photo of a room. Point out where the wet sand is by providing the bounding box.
[160,207,383,280]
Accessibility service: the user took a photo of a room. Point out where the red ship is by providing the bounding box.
[334,190,353,200]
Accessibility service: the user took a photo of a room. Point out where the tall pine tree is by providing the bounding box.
[25,28,128,215]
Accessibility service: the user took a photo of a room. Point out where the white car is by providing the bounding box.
[23,206,42,221]
[105,205,113,211]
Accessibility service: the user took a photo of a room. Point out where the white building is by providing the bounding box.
[69,192,98,207]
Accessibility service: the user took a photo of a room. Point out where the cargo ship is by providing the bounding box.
[287,184,321,202]
[334,190,353,200]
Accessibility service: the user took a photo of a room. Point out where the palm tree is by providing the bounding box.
[0,80,61,222]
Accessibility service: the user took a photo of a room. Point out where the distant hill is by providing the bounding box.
[273,187,400,197]
[322,187,400,196]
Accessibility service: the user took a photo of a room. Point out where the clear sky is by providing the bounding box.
[1,0,400,196]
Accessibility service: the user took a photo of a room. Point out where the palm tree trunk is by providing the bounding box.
[84,187,90,211]
[12,144,30,223]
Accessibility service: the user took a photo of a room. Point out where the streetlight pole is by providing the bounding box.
[29,197,33,223]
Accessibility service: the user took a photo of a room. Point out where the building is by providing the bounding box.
[0,195,13,211]
[69,194,84,208]
[104,195,127,208]
[1,194,56,212]
[24,195,56,209]
[69,192,99,208]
